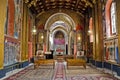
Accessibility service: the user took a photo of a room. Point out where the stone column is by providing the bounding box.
[74,30,77,57]
[93,0,104,61]
[68,32,71,55]
[43,30,47,52]
[21,3,29,61]
[0,0,7,69]
[116,0,120,63]
[92,6,96,60]
[46,30,50,51]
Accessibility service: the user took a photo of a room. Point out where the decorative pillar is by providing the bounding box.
[21,3,29,61]
[93,0,104,61]
[0,0,7,69]
[68,32,71,55]
[74,30,77,57]
[46,30,49,51]
[116,0,120,64]
[92,6,96,60]
[43,30,47,52]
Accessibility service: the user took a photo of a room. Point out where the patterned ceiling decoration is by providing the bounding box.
[24,0,96,15]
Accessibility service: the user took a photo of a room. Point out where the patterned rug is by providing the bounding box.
[67,74,117,80]
[66,66,103,75]
[3,64,118,80]
[66,66,118,80]
[4,65,53,80]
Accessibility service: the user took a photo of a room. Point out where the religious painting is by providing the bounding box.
[7,0,15,36]
[54,31,65,45]
[114,39,119,63]
[4,0,23,66]
[14,0,23,39]
[5,0,23,38]
[4,41,20,66]
[104,39,119,63]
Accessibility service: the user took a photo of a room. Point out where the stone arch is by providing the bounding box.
[44,12,75,30]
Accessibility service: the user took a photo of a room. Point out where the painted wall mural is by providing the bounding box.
[7,0,15,36]
[104,39,119,63]
[4,41,20,66]
[5,0,23,38]
[102,0,119,63]
[4,0,23,66]
[14,0,23,39]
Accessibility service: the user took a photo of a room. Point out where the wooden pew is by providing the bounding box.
[34,59,54,69]
[66,59,86,69]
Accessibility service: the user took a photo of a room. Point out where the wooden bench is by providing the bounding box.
[34,59,54,69]
[66,59,86,69]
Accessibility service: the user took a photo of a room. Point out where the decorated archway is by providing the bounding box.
[44,13,76,55]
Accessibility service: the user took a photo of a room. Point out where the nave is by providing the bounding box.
[1,60,119,80]
[1,0,120,79]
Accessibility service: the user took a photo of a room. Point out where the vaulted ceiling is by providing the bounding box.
[25,0,96,16]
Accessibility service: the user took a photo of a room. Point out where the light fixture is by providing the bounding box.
[88,30,91,33]
[32,26,37,35]
[5,39,8,43]
[41,35,44,39]
[88,30,92,35]
[78,36,81,40]
[32,29,36,33]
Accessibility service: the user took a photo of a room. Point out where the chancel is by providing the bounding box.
[0,0,120,80]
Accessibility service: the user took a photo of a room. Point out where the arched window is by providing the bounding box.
[111,2,117,34]
[105,0,117,37]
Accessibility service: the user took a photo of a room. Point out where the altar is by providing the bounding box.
[56,48,64,55]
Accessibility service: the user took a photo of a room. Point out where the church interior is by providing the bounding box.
[0,0,120,80]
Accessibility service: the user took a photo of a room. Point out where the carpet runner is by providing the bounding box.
[52,61,66,80]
